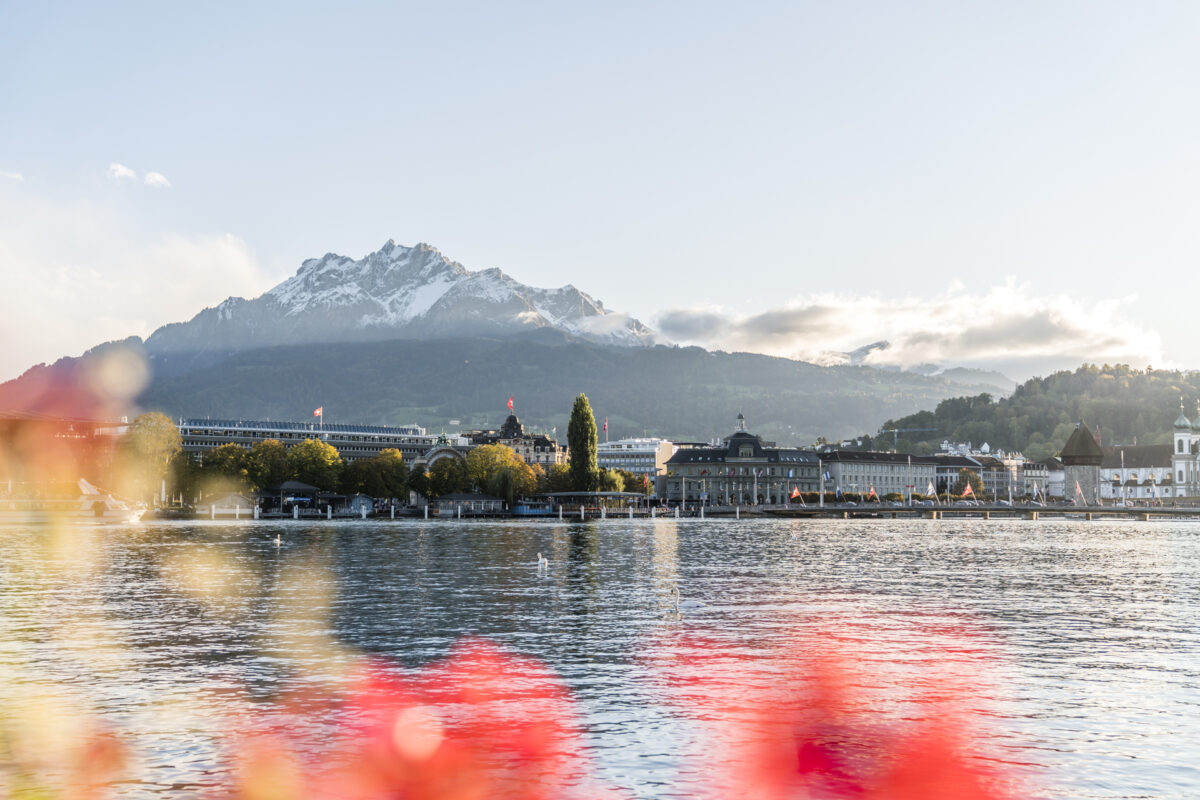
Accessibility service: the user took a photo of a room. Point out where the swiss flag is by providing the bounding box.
[962,482,974,497]
[507,397,514,412]
[313,407,323,417]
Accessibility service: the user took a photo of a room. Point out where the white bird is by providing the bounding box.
[274,533,282,547]
[537,552,549,571]
[671,586,704,617]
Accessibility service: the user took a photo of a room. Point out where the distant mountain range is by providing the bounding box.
[146,240,654,373]
[0,239,1009,442]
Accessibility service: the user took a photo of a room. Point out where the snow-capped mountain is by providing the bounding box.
[146,240,655,354]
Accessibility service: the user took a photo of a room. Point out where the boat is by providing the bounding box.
[0,479,144,525]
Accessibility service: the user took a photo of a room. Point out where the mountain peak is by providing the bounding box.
[144,240,655,356]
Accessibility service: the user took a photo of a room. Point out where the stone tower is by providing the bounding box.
[1060,422,1103,505]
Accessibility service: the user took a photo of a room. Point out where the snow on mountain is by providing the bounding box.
[145,240,655,354]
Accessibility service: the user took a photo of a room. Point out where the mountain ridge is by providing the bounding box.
[144,240,655,361]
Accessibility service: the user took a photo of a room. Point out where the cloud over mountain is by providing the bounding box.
[658,282,1165,379]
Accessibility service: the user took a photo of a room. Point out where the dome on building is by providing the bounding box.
[1060,422,1103,466]
[499,414,524,439]
[1175,411,1192,430]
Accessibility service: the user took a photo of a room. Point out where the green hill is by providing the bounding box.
[135,335,997,444]
[875,364,1196,459]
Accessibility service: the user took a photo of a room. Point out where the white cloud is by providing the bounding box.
[107,162,137,181]
[0,171,23,183]
[143,171,171,188]
[657,281,1166,380]
[0,186,281,381]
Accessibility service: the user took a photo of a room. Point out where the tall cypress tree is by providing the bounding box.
[567,393,599,492]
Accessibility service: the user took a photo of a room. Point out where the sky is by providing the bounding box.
[3,1,1199,383]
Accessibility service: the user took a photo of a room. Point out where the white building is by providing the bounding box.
[597,437,677,477]
[1101,444,1174,501]
[1170,403,1200,498]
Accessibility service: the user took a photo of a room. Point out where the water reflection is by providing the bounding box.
[0,518,1197,798]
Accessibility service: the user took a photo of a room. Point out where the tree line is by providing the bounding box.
[875,364,1197,460]
[117,393,649,506]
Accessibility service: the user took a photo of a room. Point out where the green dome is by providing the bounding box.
[1176,411,1192,430]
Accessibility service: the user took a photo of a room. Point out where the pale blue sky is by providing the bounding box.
[3,2,1199,380]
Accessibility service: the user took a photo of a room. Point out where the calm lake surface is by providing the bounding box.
[1,518,1198,798]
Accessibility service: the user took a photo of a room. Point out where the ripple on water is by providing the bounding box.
[0,518,1197,798]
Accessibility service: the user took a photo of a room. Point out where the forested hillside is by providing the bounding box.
[133,335,994,444]
[876,365,1195,459]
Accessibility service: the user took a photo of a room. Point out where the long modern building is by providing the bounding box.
[597,437,677,477]
[662,415,819,505]
[177,418,447,463]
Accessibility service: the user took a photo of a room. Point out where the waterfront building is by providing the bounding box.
[1100,444,1174,501]
[662,414,818,504]
[596,437,677,477]
[1022,459,1049,499]
[1171,403,1200,499]
[1060,423,1103,504]
[176,418,450,464]
[929,454,983,496]
[464,413,567,468]
[822,450,937,499]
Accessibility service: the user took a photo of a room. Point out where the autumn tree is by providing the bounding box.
[118,412,182,503]
[287,438,343,490]
[567,394,599,492]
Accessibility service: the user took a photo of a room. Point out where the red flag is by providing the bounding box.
[868,485,877,498]
[313,407,323,417]
[642,475,649,488]
[603,416,608,432]
[790,486,800,499]
[961,482,974,497]
[507,397,514,412]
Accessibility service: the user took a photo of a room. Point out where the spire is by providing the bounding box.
[1174,396,1191,431]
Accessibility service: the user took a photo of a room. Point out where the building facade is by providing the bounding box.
[662,415,818,505]
[1101,444,1174,501]
[465,414,567,468]
[1172,404,1200,499]
[177,418,440,463]
[823,451,938,499]
[597,437,677,477]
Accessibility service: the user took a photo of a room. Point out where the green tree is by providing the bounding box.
[287,438,343,489]
[203,443,249,479]
[597,468,624,493]
[465,444,536,499]
[408,465,429,499]
[616,468,653,495]
[247,439,289,490]
[426,457,468,498]
[118,412,182,503]
[374,449,409,499]
[168,451,201,504]
[200,442,251,496]
[952,468,985,499]
[538,463,571,494]
[341,449,409,500]
[567,393,599,492]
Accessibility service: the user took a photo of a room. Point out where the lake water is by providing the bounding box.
[0,518,1198,798]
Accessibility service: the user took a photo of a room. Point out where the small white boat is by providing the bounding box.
[0,479,144,525]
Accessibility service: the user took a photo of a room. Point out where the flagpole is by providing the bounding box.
[818,458,824,507]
